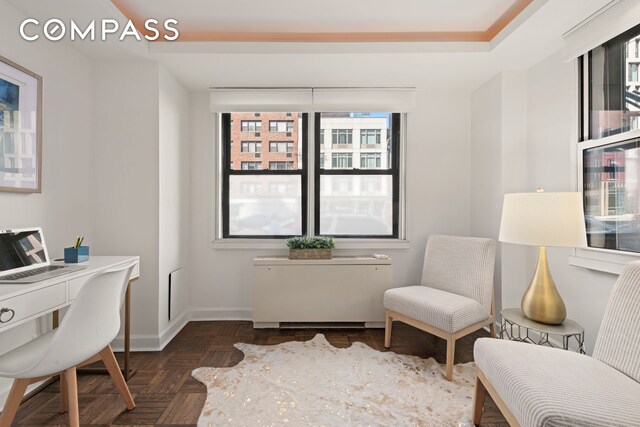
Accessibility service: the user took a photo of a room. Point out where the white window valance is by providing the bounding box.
[209,87,416,112]
[563,0,640,61]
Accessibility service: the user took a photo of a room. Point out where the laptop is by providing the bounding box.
[0,227,85,284]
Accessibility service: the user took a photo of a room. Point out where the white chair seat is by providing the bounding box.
[474,338,640,426]
[384,286,487,334]
[0,330,55,378]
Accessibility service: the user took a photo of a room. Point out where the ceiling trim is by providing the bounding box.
[111,0,534,43]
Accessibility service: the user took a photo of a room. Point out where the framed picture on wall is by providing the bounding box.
[0,55,42,193]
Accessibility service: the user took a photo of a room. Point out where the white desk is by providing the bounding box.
[0,256,140,380]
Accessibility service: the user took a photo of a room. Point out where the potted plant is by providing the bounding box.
[286,236,335,260]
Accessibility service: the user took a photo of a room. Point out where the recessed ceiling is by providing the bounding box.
[111,0,533,42]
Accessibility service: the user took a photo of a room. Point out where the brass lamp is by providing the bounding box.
[499,190,587,325]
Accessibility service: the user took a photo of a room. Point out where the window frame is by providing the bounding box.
[571,30,640,273]
[314,113,401,239]
[221,113,308,239]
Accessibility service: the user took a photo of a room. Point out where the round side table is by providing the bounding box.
[500,308,585,354]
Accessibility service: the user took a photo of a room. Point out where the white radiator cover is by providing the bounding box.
[253,256,392,328]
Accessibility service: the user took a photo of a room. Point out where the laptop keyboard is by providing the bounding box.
[1,265,65,281]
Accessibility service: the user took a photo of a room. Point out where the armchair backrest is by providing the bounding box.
[421,235,496,312]
[593,260,640,382]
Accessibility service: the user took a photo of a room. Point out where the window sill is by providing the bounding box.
[568,247,640,275]
[211,238,411,251]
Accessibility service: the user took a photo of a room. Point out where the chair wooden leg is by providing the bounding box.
[384,311,393,348]
[62,367,79,427]
[489,321,496,338]
[99,345,135,410]
[60,373,68,413]
[0,378,30,427]
[472,371,487,425]
[445,337,455,381]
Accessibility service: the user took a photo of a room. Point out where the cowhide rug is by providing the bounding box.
[193,334,476,426]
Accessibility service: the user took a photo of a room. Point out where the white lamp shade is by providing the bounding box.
[499,192,588,248]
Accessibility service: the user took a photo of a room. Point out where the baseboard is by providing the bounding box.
[188,307,253,321]
[111,311,190,352]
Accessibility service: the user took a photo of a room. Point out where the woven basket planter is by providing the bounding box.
[288,248,332,260]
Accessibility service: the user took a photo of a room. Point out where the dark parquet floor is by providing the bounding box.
[11,321,508,426]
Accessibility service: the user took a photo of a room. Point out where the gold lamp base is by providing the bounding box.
[521,246,566,325]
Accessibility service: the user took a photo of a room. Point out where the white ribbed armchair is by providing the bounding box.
[383,235,497,380]
[473,260,640,426]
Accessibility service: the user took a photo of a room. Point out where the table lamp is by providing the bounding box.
[499,190,587,325]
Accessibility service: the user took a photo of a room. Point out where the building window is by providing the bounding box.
[220,111,403,240]
[240,161,262,170]
[222,113,307,237]
[269,141,294,152]
[360,152,382,169]
[319,129,325,146]
[331,153,353,169]
[317,112,399,237]
[269,120,294,133]
[269,161,294,170]
[241,120,262,132]
[580,23,640,253]
[241,141,262,153]
[332,129,352,145]
[361,129,381,145]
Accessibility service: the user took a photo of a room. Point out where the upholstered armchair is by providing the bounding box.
[473,260,640,426]
[384,235,497,380]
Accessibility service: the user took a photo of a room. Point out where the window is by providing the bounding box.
[331,153,352,169]
[269,141,294,153]
[317,112,399,237]
[241,161,262,170]
[269,120,294,133]
[360,153,382,169]
[241,120,262,132]
[332,129,352,145]
[222,113,307,237]
[269,161,294,170]
[241,141,261,153]
[220,111,402,239]
[579,23,640,253]
[361,129,381,145]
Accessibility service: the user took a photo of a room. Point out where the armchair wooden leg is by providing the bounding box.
[62,367,79,427]
[0,378,29,427]
[384,311,393,349]
[99,345,135,410]
[60,373,68,413]
[473,371,487,425]
[445,337,455,381]
[489,322,496,338]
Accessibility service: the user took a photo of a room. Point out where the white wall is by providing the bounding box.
[188,89,472,318]
[480,50,619,354]
[518,51,616,354]
[470,75,503,315]
[158,66,190,337]
[91,60,161,341]
[0,0,93,400]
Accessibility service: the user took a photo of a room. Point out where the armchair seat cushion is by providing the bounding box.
[384,286,488,334]
[474,338,640,427]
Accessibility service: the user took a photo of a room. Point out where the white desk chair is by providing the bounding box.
[0,262,137,427]
[384,235,497,380]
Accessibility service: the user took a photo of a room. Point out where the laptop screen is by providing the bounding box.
[0,229,48,272]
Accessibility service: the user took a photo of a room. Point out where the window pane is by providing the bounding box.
[590,28,640,139]
[583,138,640,252]
[229,112,303,170]
[319,112,391,170]
[229,175,302,236]
[319,175,393,236]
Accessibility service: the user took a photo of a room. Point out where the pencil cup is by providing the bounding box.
[64,246,89,263]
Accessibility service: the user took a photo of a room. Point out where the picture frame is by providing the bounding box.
[0,55,42,193]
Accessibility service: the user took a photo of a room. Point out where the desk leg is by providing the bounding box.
[124,281,132,381]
